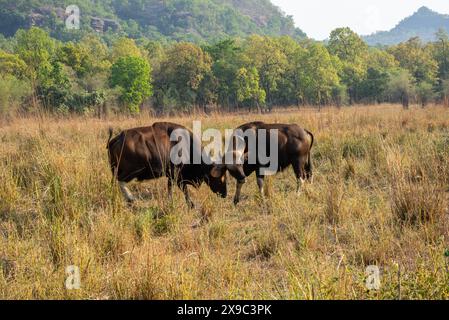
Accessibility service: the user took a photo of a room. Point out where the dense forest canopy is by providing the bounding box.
[0,0,305,42]
[1,25,448,116]
[0,2,449,116]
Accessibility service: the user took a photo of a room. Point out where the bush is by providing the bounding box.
[386,69,415,109]
[416,82,435,107]
[0,74,31,116]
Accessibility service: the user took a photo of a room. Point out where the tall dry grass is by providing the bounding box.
[0,104,448,299]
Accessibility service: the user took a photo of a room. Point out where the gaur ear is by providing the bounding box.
[210,165,226,178]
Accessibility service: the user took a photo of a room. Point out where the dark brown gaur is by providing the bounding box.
[219,121,314,205]
[107,122,227,208]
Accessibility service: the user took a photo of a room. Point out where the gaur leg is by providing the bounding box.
[167,178,174,200]
[256,173,266,199]
[305,154,313,183]
[292,160,306,195]
[179,181,194,209]
[119,181,136,203]
[234,179,246,205]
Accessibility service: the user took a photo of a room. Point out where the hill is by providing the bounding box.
[364,6,449,46]
[0,0,306,42]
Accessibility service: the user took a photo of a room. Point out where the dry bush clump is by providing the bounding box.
[1,105,449,300]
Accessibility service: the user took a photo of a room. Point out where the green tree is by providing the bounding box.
[110,37,143,63]
[57,42,91,77]
[110,56,153,114]
[357,68,390,104]
[434,29,449,80]
[416,81,435,107]
[58,35,110,79]
[431,29,449,98]
[273,36,305,106]
[14,27,60,109]
[205,39,244,109]
[155,42,212,111]
[144,40,166,76]
[301,43,340,105]
[0,50,27,78]
[388,37,438,85]
[37,61,71,111]
[15,27,55,80]
[235,66,266,112]
[367,48,399,71]
[328,27,368,104]
[244,35,288,107]
[386,69,415,109]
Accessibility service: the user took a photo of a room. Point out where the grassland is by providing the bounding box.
[0,104,448,300]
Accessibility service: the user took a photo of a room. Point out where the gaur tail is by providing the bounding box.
[304,129,314,180]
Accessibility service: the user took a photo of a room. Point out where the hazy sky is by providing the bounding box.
[271,0,449,40]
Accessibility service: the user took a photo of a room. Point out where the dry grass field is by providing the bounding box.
[1,104,448,300]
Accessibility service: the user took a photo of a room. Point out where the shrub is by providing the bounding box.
[110,56,153,114]
[0,74,31,116]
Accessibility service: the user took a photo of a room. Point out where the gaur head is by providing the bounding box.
[208,165,228,198]
[204,137,249,199]
[208,161,247,198]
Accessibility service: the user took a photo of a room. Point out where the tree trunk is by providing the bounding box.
[402,93,409,110]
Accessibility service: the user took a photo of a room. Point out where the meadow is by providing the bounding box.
[0,104,448,300]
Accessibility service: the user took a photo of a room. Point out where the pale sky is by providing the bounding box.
[271,0,449,40]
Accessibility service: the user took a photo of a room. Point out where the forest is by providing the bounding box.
[0,25,448,116]
[0,0,304,41]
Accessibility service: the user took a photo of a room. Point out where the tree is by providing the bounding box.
[110,37,143,63]
[110,56,153,114]
[273,36,306,106]
[367,48,398,71]
[244,35,288,107]
[37,61,71,111]
[388,37,438,85]
[0,50,27,78]
[357,68,390,104]
[351,48,398,104]
[144,40,166,76]
[0,34,16,52]
[15,27,55,79]
[386,69,415,109]
[205,39,245,109]
[299,43,340,106]
[434,29,449,81]
[58,35,110,78]
[235,66,266,112]
[154,42,212,111]
[416,82,435,107]
[431,29,449,99]
[328,27,368,104]
[14,27,56,107]
[57,42,90,77]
